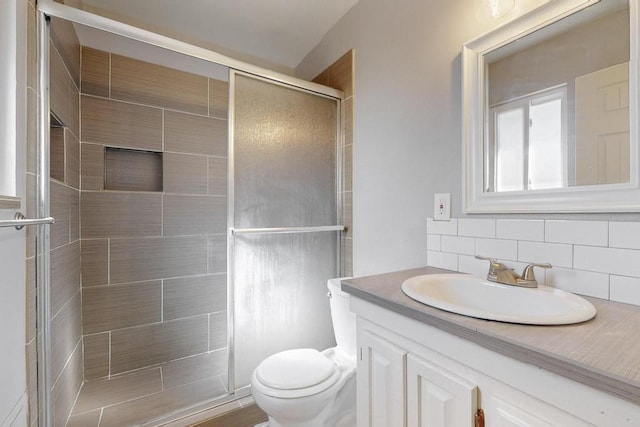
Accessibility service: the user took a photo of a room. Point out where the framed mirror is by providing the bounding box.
[463,0,639,212]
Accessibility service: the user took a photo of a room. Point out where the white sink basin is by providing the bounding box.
[401,274,596,325]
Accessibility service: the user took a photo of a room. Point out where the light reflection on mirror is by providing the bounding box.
[484,0,630,192]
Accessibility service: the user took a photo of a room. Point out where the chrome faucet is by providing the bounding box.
[475,256,551,288]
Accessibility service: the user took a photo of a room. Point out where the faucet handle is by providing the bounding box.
[475,255,502,279]
[521,263,552,281]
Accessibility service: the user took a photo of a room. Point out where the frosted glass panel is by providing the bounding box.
[232,74,340,388]
[234,75,337,228]
[233,233,337,387]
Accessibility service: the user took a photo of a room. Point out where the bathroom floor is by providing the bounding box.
[66,354,229,427]
[193,405,267,427]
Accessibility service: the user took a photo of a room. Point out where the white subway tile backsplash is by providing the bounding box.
[496,219,544,242]
[518,241,572,268]
[574,246,640,278]
[545,267,609,299]
[545,220,608,246]
[427,234,441,251]
[458,255,488,279]
[441,236,474,255]
[427,218,457,236]
[475,238,517,261]
[610,222,640,250]
[427,250,457,271]
[458,218,495,238]
[426,216,640,306]
[610,275,640,306]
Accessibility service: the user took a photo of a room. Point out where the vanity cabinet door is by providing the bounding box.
[407,353,478,427]
[484,394,593,427]
[358,330,407,427]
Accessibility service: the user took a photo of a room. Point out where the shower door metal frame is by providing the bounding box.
[36,0,343,99]
[36,11,53,427]
[227,70,344,394]
[35,1,344,425]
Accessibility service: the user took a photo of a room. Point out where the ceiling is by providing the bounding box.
[77,0,359,70]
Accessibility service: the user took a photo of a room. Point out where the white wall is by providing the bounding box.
[297,0,495,276]
[0,0,27,425]
[297,0,640,278]
[0,0,18,198]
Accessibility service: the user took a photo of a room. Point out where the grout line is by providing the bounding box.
[207,232,210,275]
[108,53,111,99]
[83,272,223,290]
[108,331,112,379]
[67,359,85,425]
[78,140,227,161]
[79,189,225,198]
[49,282,80,321]
[79,92,222,120]
[83,313,211,336]
[207,157,211,196]
[50,41,80,92]
[51,337,83,389]
[107,238,111,285]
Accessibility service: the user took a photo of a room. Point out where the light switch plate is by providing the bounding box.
[434,193,451,221]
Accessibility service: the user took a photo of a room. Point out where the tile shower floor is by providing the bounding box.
[67,354,228,427]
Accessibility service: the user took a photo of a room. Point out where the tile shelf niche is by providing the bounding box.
[104,146,163,192]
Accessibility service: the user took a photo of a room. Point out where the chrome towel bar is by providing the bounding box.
[0,212,55,230]
[231,225,345,235]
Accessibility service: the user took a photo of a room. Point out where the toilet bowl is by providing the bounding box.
[251,278,356,427]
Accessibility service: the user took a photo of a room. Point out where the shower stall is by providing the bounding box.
[29,2,348,425]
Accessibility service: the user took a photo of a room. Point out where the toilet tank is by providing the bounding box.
[327,278,357,360]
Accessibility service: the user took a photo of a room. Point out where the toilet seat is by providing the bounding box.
[253,349,341,399]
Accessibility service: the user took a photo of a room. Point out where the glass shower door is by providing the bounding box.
[230,72,342,389]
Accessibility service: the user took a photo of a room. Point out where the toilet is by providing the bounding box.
[251,278,357,427]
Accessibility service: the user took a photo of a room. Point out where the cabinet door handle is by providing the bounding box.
[475,408,485,427]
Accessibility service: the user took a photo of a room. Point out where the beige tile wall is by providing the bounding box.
[80,47,229,381]
[312,50,354,276]
[25,9,84,426]
[50,33,83,427]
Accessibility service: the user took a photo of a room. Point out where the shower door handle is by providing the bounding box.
[231,225,345,235]
[0,212,55,230]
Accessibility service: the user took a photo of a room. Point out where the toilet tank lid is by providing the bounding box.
[255,348,336,390]
[327,277,352,296]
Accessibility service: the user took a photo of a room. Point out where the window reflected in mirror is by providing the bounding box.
[485,0,630,192]
[490,86,566,191]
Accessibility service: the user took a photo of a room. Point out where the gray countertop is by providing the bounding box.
[342,266,640,405]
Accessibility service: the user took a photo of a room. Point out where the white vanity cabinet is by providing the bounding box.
[354,297,637,427]
[406,353,478,426]
[358,330,407,426]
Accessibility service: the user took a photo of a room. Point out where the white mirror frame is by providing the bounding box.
[462,0,640,213]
